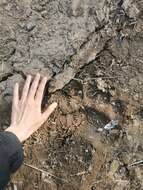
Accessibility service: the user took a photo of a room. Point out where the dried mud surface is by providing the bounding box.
[0,0,143,190]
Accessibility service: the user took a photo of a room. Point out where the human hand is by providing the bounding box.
[6,73,57,142]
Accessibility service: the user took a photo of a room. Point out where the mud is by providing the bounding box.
[0,0,142,190]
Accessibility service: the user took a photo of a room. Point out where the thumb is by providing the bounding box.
[42,102,57,121]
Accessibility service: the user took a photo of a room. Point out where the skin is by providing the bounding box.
[6,73,57,142]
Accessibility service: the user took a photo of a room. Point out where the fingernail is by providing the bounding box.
[36,73,40,77]
[15,82,19,87]
[27,75,31,79]
[44,77,47,81]
[53,102,58,108]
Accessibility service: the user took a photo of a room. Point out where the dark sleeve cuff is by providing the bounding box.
[0,131,24,173]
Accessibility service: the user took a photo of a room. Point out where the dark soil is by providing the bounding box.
[0,0,143,189]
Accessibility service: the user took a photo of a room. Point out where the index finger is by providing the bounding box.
[35,77,47,105]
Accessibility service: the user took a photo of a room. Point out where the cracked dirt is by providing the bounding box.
[0,0,143,189]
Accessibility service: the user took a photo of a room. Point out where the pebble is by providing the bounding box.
[26,21,36,31]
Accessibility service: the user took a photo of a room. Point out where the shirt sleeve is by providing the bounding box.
[0,131,24,189]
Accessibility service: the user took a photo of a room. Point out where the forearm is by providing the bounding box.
[0,73,57,189]
[0,131,24,189]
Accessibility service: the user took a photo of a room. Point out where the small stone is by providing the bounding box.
[26,21,36,31]
[97,128,103,132]
[104,120,118,130]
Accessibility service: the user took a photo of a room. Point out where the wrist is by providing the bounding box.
[5,125,28,142]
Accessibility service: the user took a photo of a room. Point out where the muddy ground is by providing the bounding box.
[0,0,143,189]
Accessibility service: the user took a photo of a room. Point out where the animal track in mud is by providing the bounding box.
[1,0,143,189]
